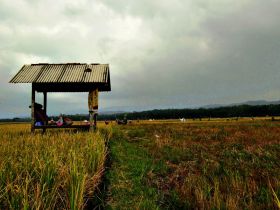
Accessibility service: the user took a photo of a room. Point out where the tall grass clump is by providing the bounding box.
[0,124,110,209]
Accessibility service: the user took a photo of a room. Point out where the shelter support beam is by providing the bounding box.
[43,92,47,115]
[89,110,97,132]
[89,110,93,131]
[43,92,47,133]
[31,84,35,132]
[94,113,97,127]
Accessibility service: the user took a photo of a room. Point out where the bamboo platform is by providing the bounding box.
[34,125,90,130]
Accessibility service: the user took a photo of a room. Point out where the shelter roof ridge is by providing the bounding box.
[9,63,111,92]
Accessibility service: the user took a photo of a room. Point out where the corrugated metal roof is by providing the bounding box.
[10,63,110,84]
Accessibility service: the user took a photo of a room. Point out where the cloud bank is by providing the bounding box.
[1,0,280,117]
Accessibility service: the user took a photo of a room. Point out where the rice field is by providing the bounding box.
[0,119,279,209]
[0,123,111,209]
[106,119,280,209]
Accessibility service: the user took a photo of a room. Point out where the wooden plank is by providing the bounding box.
[34,125,90,129]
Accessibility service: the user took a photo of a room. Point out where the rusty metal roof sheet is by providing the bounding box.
[9,63,110,84]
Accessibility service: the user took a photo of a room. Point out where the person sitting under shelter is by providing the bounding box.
[56,114,73,127]
[29,103,48,125]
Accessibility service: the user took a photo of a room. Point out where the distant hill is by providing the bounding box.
[202,100,280,109]
[240,100,280,106]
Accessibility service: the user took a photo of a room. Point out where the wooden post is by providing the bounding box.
[94,112,97,127]
[31,84,35,133]
[43,92,47,133]
[89,109,94,132]
[43,92,47,116]
[88,89,98,132]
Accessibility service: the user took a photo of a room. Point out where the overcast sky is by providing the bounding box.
[1,0,280,118]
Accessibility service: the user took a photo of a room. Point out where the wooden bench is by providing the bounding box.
[34,124,91,131]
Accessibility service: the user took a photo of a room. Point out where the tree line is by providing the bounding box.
[1,104,279,122]
[98,104,280,120]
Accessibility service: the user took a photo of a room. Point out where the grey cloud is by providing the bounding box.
[1,0,280,117]
[104,0,280,106]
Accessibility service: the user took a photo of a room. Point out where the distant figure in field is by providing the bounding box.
[116,114,128,125]
[180,118,186,122]
[116,119,127,125]
[83,120,90,125]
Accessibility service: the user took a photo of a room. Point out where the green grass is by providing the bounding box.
[104,127,163,209]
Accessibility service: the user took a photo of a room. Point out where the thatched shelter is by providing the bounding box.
[10,63,111,132]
